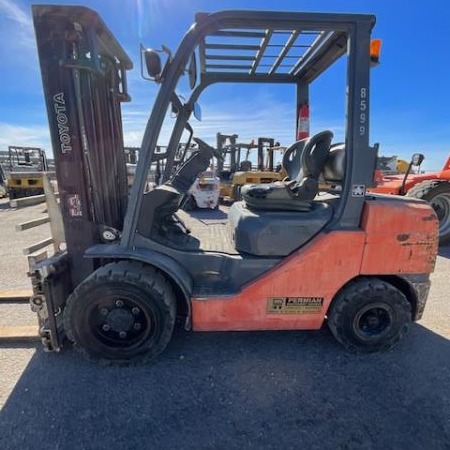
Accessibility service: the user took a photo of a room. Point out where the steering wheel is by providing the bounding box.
[193,137,224,161]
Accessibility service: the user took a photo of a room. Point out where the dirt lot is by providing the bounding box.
[0,198,449,449]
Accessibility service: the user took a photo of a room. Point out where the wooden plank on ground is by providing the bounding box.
[0,326,39,341]
[15,215,50,231]
[10,194,45,208]
[0,289,32,302]
[23,237,53,255]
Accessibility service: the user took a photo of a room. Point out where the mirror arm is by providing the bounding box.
[170,92,185,115]
[399,162,414,196]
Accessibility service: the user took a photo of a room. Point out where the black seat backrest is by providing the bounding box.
[292,131,333,200]
[239,160,252,171]
[321,144,345,183]
[301,131,333,179]
[282,140,306,180]
[282,138,344,185]
[241,131,334,207]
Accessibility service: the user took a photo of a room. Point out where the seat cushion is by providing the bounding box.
[228,201,333,256]
[241,182,312,212]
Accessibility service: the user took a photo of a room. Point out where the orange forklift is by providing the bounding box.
[31,6,438,365]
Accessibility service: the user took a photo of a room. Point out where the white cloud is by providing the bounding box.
[0,0,30,27]
[121,89,345,151]
[0,0,35,49]
[0,123,51,154]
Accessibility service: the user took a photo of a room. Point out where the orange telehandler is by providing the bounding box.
[369,153,450,245]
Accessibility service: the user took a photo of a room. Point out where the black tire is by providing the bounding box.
[407,180,450,245]
[327,278,411,353]
[64,261,176,365]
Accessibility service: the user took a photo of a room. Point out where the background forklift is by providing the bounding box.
[0,164,6,198]
[217,133,284,202]
[31,6,438,365]
[123,145,168,189]
[6,146,49,199]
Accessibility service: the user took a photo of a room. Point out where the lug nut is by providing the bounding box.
[133,323,141,330]
[132,307,140,315]
[102,324,110,331]
[119,331,127,339]
[115,300,124,308]
[100,308,109,316]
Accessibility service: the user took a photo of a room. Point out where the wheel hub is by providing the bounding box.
[91,297,151,346]
[106,308,135,333]
[354,303,393,341]
[366,314,381,328]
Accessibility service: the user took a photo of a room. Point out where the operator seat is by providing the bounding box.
[239,160,252,171]
[241,131,334,212]
[228,132,344,257]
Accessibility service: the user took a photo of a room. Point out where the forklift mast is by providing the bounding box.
[33,5,132,285]
[257,138,275,171]
[216,133,238,172]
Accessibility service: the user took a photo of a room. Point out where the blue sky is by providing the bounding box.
[0,0,449,170]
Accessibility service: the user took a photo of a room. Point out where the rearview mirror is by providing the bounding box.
[144,49,162,79]
[193,102,202,121]
[411,153,425,166]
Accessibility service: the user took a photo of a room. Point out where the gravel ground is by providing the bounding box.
[0,199,449,449]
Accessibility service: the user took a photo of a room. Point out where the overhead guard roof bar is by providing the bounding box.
[197,13,356,84]
[250,29,273,74]
[211,30,266,38]
[294,31,347,81]
[290,31,328,75]
[269,30,301,75]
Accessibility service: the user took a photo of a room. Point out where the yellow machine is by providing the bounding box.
[396,159,410,174]
[217,134,284,202]
[377,155,410,175]
[6,146,48,199]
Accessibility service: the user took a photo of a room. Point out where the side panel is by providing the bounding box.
[360,199,438,274]
[191,231,365,331]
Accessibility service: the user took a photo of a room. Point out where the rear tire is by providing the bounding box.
[64,261,176,365]
[407,180,450,245]
[327,278,411,353]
